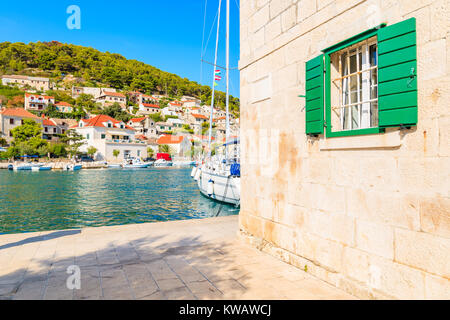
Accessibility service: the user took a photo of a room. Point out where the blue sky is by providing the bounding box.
[0,0,241,97]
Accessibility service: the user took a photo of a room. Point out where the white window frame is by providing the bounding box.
[332,37,378,132]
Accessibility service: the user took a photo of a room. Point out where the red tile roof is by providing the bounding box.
[55,101,72,106]
[79,114,134,130]
[102,91,126,98]
[157,135,184,145]
[0,108,40,119]
[25,93,54,100]
[142,103,160,108]
[129,117,146,123]
[42,117,56,126]
[192,113,208,119]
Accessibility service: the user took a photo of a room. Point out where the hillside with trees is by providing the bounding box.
[0,41,240,115]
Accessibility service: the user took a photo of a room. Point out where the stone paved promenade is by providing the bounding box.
[0,216,355,300]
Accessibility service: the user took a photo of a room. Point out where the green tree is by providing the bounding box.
[158,144,170,153]
[60,129,85,158]
[10,119,42,144]
[87,146,97,157]
[49,143,67,158]
[0,137,7,147]
[147,147,154,159]
[113,149,120,160]
[100,103,131,122]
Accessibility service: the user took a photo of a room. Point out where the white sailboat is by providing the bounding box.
[193,0,240,206]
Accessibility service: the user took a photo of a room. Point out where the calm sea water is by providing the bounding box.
[0,167,238,234]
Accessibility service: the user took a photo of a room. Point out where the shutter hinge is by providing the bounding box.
[407,68,416,88]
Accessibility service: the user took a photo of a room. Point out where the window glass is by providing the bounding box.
[330,36,378,132]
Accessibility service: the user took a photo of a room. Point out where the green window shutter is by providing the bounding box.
[305,54,324,135]
[378,18,417,128]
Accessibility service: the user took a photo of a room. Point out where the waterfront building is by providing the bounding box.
[73,114,147,162]
[239,0,449,299]
[24,93,55,111]
[0,108,43,144]
[51,118,78,135]
[2,75,51,91]
[54,101,74,113]
[42,117,60,141]
[156,134,192,156]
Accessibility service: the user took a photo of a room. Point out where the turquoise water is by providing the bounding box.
[0,167,238,234]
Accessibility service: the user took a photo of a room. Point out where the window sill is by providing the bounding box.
[319,130,402,150]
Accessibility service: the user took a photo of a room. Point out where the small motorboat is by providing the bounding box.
[11,162,42,171]
[107,163,123,169]
[123,157,148,168]
[153,159,173,167]
[173,160,196,167]
[31,164,52,171]
[64,163,82,171]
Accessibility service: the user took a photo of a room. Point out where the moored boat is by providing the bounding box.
[31,164,52,171]
[122,157,148,168]
[153,159,173,167]
[194,1,240,207]
[64,163,82,171]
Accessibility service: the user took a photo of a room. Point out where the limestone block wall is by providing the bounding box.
[239,0,449,299]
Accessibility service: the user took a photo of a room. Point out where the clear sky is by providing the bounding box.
[0,0,241,97]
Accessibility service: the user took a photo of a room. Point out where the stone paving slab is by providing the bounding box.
[0,216,356,300]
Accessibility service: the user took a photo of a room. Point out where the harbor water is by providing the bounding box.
[0,167,238,234]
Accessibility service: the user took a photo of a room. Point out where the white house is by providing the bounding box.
[73,114,147,162]
[24,93,55,111]
[156,134,192,156]
[137,103,160,115]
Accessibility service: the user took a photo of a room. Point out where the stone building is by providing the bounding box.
[0,108,43,143]
[2,75,51,91]
[239,0,449,299]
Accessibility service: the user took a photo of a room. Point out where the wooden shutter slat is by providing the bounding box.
[378,77,417,96]
[378,31,416,55]
[379,91,417,110]
[378,46,416,68]
[378,61,416,82]
[305,55,324,135]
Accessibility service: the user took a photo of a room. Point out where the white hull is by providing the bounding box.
[197,169,240,205]
[31,166,52,171]
[64,164,82,171]
[123,164,148,168]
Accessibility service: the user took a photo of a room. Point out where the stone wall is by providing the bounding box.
[239,0,449,299]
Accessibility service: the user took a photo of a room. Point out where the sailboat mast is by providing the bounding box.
[225,0,230,160]
[208,0,223,157]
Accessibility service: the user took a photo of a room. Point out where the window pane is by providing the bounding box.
[358,50,363,71]
[371,101,379,127]
[352,104,360,129]
[341,53,348,75]
[349,53,357,74]
[370,44,377,66]
[343,107,350,130]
